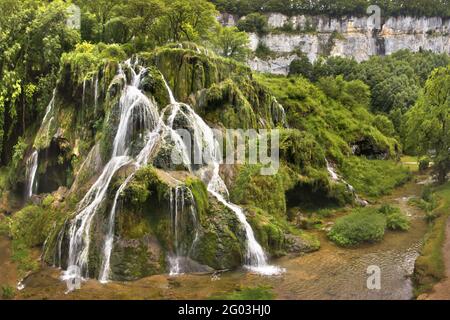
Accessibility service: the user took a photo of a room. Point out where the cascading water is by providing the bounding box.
[326,159,368,206]
[161,78,284,275]
[94,73,99,114]
[168,186,201,275]
[25,150,39,199]
[63,59,161,285]
[58,58,283,287]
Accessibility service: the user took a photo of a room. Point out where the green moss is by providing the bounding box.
[185,178,209,222]
[10,205,51,247]
[193,198,245,269]
[209,285,275,300]
[245,206,286,256]
[230,164,287,217]
[123,166,170,208]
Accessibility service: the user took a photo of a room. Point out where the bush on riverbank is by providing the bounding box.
[328,208,386,246]
[209,285,275,300]
[414,182,450,296]
[379,204,410,231]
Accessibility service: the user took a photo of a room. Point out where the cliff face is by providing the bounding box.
[219,13,450,74]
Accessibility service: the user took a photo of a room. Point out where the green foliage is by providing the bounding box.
[185,178,209,221]
[211,0,450,18]
[212,26,250,62]
[311,51,450,144]
[10,205,50,247]
[256,74,400,167]
[279,129,325,172]
[0,217,11,237]
[414,182,450,295]
[210,285,275,300]
[328,208,387,246]
[230,165,287,216]
[289,53,313,79]
[0,0,79,163]
[123,166,169,207]
[341,157,411,198]
[405,66,450,184]
[61,42,126,83]
[11,137,28,169]
[378,204,410,231]
[1,285,15,300]
[254,42,273,59]
[419,157,430,172]
[236,13,269,35]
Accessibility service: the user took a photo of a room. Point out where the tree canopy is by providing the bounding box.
[405,66,450,183]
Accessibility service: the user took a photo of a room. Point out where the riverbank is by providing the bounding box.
[415,182,450,299]
[0,236,18,300]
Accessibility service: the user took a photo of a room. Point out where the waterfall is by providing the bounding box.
[25,150,38,199]
[82,79,87,109]
[326,159,340,181]
[94,73,99,114]
[60,60,283,287]
[161,78,284,275]
[326,159,368,206]
[168,186,201,275]
[63,59,161,285]
[42,89,56,124]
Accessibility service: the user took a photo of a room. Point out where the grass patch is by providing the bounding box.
[209,285,275,300]
[1,285,15,300]
[341,157,411,198]
[401,155,419,172]
[328,207,387,247]
[414,182,450,296]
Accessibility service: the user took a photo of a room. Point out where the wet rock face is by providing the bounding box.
[220,13,450,74]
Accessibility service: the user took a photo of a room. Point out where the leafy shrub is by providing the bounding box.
[1,286,15,300]
[12,137,28,169]
[254,42,272,59]
[289,53,313,79]
[379,204,410,231]
[236,13,269,35]
[209,285,275,300]
[419,157,430,172]
[328,208,386,246]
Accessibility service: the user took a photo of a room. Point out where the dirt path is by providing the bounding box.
[423,217,450,299]
[0,236,18,291]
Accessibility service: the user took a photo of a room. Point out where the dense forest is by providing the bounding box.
[211,0,450,18]
[0,0,449,300]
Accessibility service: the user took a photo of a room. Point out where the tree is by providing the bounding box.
[213,26,250,61]
[0,0,79,163]
[289,53,313,80]
[406,66,450,184]
[157,0,219,44]
[111,0,165,48]
[75,0,122,42]
[236,13,269,36]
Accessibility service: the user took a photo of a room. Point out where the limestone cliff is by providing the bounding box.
[219,13,450,74]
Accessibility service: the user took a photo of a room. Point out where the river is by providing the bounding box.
[1,177,428,300]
